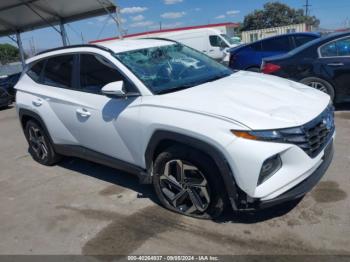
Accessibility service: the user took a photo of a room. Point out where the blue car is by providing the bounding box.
[228,32,321,72]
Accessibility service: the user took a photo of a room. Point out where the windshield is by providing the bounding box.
[114,44,232,94]
[220,34,236,45]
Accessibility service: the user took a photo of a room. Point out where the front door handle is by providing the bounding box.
[76,108,91,117]
[32,98,43,107]
[327,63,344,67]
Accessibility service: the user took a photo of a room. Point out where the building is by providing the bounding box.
[90,22,240,43]
[241,23,313,44]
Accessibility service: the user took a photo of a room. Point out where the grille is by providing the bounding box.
[279,106,335,158]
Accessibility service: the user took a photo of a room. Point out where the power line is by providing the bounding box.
[304,0,312,16]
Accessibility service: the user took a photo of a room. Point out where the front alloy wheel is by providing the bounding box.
[159,159,210,215]
[153,146,226,219]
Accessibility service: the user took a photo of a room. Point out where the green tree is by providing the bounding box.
[0,43,20,65]
[242,1,320,31]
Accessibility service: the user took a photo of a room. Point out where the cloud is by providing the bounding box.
[131,15,145,22]
[215,15,226,19]
[226,10,240,16]
[161,12,186,19]
[130,21,154,28]
[215,10,240,20]
[164,0,183,4]
[162,22,183,28]
[120,7,148,14]
[95,16,126,25]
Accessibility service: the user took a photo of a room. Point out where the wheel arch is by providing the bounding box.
[145,130,239,210]
[18,109,55,146]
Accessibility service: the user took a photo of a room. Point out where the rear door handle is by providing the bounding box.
[327,63,344,67]
[32,98,42,107]
[76,108,91,118]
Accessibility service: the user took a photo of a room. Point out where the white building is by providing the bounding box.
[241,23,313,43]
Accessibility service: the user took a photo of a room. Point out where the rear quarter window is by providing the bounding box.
[294,35,317,47]
[27,60,45,82]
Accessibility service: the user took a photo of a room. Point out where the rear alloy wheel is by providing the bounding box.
[153,146,226,219]
[301,77,335,101]
[24,120,62,166]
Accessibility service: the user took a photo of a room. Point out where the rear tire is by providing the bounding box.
[300,77,335,101]
[153,145,226,219]
[24,120,62,166]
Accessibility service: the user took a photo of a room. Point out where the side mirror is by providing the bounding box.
[102,81,126,98]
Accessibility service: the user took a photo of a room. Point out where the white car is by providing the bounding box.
[15,39,335,219]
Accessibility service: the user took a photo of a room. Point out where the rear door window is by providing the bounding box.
[42,55,74,88]
[320,37,350,57]
[262,36,292,52]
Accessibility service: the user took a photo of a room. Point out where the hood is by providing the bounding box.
[143,71,330,130]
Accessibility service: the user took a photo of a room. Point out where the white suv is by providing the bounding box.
[15,39,335,218]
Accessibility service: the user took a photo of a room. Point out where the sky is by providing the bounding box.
[1,0,350,54]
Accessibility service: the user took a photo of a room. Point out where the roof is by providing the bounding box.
[97,39,174,53]
[90,22,240,44]
[0,0,116,37]
[27,39,175,63]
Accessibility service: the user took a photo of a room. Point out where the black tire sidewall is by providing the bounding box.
[152,146,225,219]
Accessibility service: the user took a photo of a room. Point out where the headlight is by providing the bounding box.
[231,127,303,142]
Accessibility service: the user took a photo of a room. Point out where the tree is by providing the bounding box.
[0,43,20,65]
[241,1,320,31]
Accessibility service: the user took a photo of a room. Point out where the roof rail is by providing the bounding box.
[139,37,180,44]
[36,44,114,56]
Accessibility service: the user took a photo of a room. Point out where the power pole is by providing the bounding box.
[304,0,311,16]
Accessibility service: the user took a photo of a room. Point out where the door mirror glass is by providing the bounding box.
[101,81,126,97]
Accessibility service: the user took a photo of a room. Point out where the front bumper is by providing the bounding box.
[258,141,333,209]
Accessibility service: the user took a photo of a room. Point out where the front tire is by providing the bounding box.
[301,77,335,101]
[24,120,62,166]
[153,146,226,219]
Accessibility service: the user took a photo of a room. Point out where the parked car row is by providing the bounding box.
[228,31,350,104]
[228,32,321,72]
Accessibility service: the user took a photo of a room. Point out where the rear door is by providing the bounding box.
[319,36,350,101]
[23,54,80,146]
